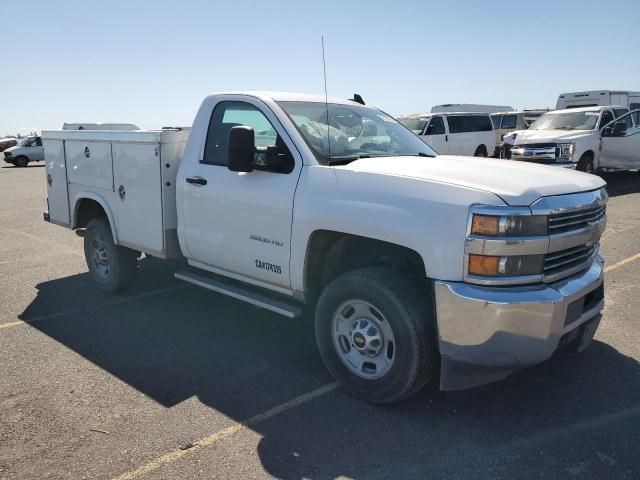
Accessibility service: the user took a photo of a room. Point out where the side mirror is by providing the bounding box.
[613,121,627,137]
[602,121,627,138]
[228,126,255,172]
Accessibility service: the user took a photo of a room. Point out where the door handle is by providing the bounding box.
[186,176,207,186]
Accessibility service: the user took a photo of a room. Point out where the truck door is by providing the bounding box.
[43,139,71,226]
[600,111,640,169]
[33,137,45,161]
[421,115,448,154]
[180,99,302,290]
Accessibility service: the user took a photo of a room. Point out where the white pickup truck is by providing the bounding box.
[43,92,607,403]
[506,106,640,172]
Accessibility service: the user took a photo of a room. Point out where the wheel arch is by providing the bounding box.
[303,229,428,303]
[72,193,118,243]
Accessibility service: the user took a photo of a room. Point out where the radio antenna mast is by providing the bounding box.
[321,35,330,157]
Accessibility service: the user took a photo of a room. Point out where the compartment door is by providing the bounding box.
[65,141,114,190]
[44,139,71,226]
[112,143,164,253]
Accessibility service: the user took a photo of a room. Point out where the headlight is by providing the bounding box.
[468,254,544,277]
[559,143,575,161]
[470,214,547,236]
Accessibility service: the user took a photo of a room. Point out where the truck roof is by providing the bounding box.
[548,105,627,114]
[398,112,491,119]
[209,91,366,106]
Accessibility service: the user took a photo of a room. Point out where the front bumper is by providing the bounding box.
[434,259,604,390]
[3,153,13,163]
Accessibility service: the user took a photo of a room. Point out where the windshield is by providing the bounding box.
[398,118,427,135]
[529,111,600,131]
[277,101,437,164]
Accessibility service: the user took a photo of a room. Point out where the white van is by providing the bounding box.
[399,112,494,157]
[556,90,640,114]
[431,104,513,114]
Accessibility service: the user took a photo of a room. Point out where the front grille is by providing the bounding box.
[517,143,558,149]
[548,205,606,234]
[517,157,556,165]
[543,243,598,278]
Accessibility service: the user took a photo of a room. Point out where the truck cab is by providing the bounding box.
[507,106,640,172]
[43,92,608,404]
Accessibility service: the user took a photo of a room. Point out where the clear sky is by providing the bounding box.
[1,0,638,135]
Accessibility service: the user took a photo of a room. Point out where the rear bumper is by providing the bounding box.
[434,259,604,390]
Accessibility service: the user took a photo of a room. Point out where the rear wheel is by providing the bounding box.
[84,217,137,292]
[315,268,437,404]
[576,153,595,174]
[14,156,28,167]
[474,145,488,157]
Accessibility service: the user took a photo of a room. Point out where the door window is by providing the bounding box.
[203,101,280,166]
[600,110,614,129]
[35,137,42,147]
[630,103,640,125]
[490,114,502,129]
[614,108,633,128]
[500,114,517,129]
[447,115,493,133]
[425,116,445,135]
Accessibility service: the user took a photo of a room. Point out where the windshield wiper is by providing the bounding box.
[413,152,435,157]
[327,154,371,166]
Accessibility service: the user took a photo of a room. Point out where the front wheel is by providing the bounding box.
[576,153,595,174]
[473,146,488,157]
[14,156,28,167]
[84,217,138,292]
[315,268,437,404]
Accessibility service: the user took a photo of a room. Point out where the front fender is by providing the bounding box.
[71,191,119,244]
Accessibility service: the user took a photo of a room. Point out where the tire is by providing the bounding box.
[500,144,512,159]
[576,153,595,174]
[84,217,137,292]
[315,268,437,404]
[14,156,28,167]
[473,145,488,157]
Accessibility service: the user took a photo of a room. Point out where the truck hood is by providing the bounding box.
[336,155,605,206]
[3,146,19,154]
[513,129,594,144]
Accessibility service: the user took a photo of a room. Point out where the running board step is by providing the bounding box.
[175,271,302,318]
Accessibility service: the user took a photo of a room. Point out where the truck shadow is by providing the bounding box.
[19,261,640,479]
[602,170,640,197]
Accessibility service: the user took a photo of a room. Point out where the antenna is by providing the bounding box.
[321,35,330,157]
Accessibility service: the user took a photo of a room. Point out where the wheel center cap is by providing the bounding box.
[350,319,383,356]
[353,333,366,348]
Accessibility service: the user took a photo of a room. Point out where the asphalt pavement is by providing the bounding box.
[1,163,639,480]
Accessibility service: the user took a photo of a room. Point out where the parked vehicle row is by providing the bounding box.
[42,91,607,404]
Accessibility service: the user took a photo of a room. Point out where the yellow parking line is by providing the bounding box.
[111,382,338,480]
[605,252,640,273]
[0,321,25,330]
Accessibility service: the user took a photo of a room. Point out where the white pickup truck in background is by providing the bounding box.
[506,106,640,172]
[43,92,607,403]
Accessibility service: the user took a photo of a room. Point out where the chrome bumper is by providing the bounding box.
[434,259,604,391]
